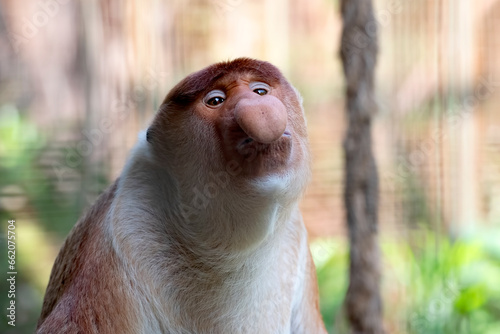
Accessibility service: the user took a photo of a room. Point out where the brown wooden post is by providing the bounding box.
[339,0,384,333]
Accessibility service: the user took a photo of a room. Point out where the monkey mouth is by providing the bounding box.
[236,132,292,164]
[237,131,291,150]
[239,137,254,147]
[220,125,293,177]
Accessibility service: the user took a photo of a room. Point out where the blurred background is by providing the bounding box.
[1,0,500,333]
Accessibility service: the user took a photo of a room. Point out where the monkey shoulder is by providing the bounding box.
[37,179,139,333]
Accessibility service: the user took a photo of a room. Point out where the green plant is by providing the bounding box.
[315,228,500,334]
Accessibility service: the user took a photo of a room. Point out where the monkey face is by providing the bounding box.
[147,58,309,188]
[201,76,294,178]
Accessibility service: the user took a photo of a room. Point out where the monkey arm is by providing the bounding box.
[289,215,328,334]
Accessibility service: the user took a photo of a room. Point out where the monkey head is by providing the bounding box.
[132,58,310,250]
[147,58,309,187]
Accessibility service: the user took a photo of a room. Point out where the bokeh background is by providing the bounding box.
[1,0,500,333]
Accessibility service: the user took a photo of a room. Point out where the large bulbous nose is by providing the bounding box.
[234,95,288,144]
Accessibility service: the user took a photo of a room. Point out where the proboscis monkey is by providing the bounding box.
[36,58,327,334]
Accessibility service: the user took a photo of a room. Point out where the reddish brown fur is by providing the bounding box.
[163,58,283,106]
[37,181,141,333]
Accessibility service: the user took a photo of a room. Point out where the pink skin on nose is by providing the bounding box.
[234,95,288,144]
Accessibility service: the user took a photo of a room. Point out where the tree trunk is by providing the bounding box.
[339,0,384,333]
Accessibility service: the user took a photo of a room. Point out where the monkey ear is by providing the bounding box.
[146,128,153,143]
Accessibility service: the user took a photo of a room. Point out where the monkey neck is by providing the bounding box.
[112,187,306,332]
[114,140,302,257]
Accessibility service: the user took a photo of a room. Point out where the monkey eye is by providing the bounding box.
[207,96,225,106]
[204,90,226,107]
[249,82,270,96]
[254,88,267,96]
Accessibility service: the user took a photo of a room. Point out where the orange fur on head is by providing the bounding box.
[37,58,327,334]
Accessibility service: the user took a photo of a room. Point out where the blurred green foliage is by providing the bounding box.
[314,228,500,333]
[0,105,86,236]
[0,107,109,333]
[0,105,50,333]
